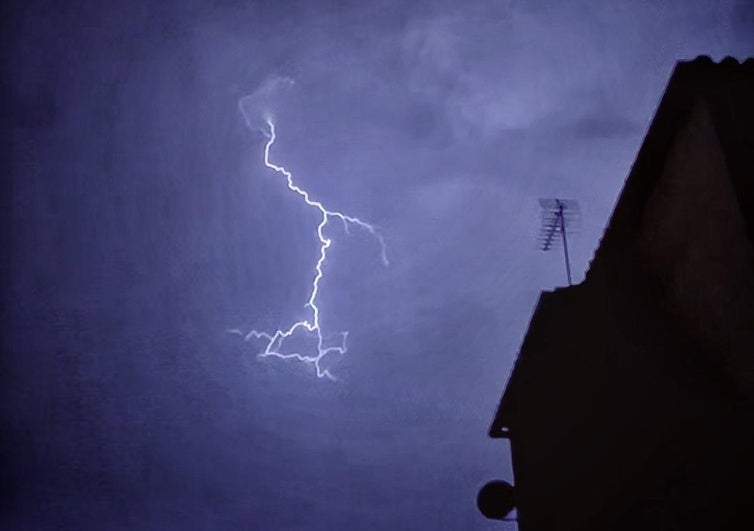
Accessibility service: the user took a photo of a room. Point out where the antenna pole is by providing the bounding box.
[558,201,572,286]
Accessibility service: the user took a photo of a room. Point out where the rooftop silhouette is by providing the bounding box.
[483,56,754,530]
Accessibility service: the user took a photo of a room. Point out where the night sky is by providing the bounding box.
[2,1,753,529]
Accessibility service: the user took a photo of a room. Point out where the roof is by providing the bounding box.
[589,55,754,274]
[489,56,754,439]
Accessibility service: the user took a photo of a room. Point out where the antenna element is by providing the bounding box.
[538,198,580,286]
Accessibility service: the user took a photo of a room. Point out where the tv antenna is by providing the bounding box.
[538,198,580,286]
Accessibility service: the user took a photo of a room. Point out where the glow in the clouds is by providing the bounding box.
[230,119,387,380]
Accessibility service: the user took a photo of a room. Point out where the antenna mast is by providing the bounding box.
[538,198,580,286]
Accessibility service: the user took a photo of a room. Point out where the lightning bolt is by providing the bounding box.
[230,118,387,380]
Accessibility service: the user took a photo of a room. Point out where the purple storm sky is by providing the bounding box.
[2,1,753,529]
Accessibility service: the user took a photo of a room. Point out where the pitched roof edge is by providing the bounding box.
[586,56,754,277]
[490,56,754,438]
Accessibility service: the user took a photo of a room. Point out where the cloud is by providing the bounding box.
[400,0,748,140]
[237,75,295,132]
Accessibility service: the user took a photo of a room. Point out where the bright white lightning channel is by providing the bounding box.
[230,119,387,380]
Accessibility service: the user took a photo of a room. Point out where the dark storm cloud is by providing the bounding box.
[2,1,752,529]
[399,0,744,138]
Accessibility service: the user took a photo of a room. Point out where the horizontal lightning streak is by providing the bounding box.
[231,119,387,380]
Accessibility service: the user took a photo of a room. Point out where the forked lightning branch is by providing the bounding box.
[229,118,387,380]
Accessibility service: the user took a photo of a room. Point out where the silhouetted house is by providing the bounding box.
[487,56,754,530]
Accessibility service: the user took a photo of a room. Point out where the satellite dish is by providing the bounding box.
[477,480,515,520]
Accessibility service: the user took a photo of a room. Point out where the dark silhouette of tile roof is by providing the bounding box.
[490,55,754,438]
[590,56,754,273]
[483,57,754,530]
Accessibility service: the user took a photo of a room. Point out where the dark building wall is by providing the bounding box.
[507,263,753,530]
[640,100,754,397]
[496,60,754,530]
